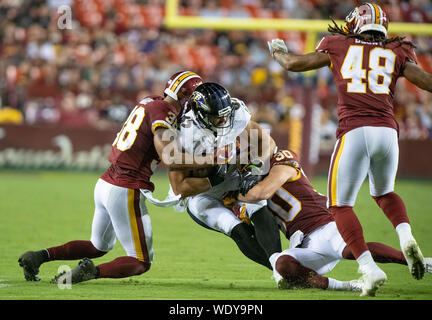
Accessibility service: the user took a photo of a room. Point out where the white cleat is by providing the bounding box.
[402,240,425,280]
[347,279,363,292]
[358,265,387,297]
[424,257,432,274]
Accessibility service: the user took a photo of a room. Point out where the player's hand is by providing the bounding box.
[207,164,227,187]
[239,160,264,196]
[267,39,288,58]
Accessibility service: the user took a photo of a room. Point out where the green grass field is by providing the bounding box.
[0,170,431,302]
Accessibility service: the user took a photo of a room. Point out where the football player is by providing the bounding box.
[18,71,228,284]
[237,149,432,295]
[168,82,282,271]
[268,2,432,296]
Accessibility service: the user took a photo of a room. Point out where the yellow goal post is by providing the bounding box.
[164,0,432,53]
[163,0,432,174]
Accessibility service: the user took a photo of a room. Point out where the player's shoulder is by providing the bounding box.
[138,95,167,109]
[316,34,347,51]
[271,149,301,169]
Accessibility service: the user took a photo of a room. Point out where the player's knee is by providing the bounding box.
[275,254,300,278]
[372,191,396,202]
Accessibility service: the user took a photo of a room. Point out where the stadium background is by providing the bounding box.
[0,0,432,302]
[0,0,431,177]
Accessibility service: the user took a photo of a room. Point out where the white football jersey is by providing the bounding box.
[170,99,251,204]
[177,101,251,156]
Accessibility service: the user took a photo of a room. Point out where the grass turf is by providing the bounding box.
[0,170,431,301]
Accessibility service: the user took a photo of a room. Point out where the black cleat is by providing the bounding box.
[18,251,45,281]
[50,258,98,285]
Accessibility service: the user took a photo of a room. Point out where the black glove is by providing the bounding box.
[238,160,264,196]
[207,164,227,187]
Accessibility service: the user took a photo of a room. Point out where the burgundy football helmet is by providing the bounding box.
[344,2,389,37]
[164,71,203,108]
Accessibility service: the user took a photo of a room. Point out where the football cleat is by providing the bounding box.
[18,251,45,281]
[346,279,363,292]
[401,240,425,280]
[425,257,432,274]
[358,264,387,297]
[50,258,98,285]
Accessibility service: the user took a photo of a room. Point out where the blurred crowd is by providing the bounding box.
[0,0,431,142]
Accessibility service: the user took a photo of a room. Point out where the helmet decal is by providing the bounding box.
[190,91,210,112]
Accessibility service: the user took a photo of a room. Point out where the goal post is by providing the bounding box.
[164,0,432,175]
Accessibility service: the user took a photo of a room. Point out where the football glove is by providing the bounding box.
[207,164,227,187]
[238,160,264,196]
[267,39,288,58]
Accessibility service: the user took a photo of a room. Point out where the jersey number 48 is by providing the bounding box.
[341,45,396,94]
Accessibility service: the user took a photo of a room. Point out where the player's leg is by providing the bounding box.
[273,222,361,291]
[97,188,152,279]
[18,179,110,281]
[187,195,272,269]
[52,186,152,284]
[248,204,282,258]
[342,242,406,265]
[367,127,425,279]
[327,128,386,296]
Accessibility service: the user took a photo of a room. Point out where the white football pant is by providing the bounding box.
[327,126,398,207]
[187,193,266,236]
[91,179,154,263]
[277,222,347,275]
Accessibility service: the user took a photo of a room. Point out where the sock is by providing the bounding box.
[356,250,376,269]
[330,206,368,259]
[250,207,282,257]
[275,255,328,289]
[97,256,150,278]
[395,222,415,247]
[342,242,406,265]
[373,192,410,228]
[367,242,406,265]
[47,240,106,261]
[327,278,346,290]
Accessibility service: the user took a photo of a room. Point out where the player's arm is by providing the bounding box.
[274,51,331,72]
[168,169,211,198]
[403,62,432,92]
[243,120,276,166]
[268,38,330,72]
[237,165,298,202]
[154,127,216,170]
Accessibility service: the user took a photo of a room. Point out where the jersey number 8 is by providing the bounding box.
[341,45,396,94]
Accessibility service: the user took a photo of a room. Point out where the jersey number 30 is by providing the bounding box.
[341,45,396,94]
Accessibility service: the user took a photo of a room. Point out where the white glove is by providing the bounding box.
[267,39,288,58]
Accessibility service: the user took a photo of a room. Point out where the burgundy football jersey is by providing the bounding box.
[268,149,333,239]
[101,95,178,191]
[316,35,417,139]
